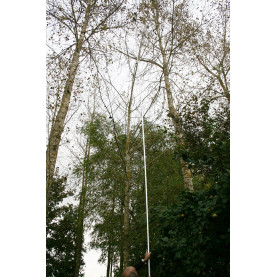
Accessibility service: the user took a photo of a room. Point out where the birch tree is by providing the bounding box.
[46,0,124,213]
[188,0,230,104]
[123,0,201,191]
[121,39,144,268]
[92,39,145,268]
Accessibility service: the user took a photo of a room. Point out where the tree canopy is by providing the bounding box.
[46,0,230,276]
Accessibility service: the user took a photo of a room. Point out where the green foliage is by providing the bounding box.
[150,182,229,276]
[75,97,229,277]
[79,117,184,276]
[180,95,230,188]
[46,176,85,277]
[112,121,184,276]
[148,98,230,276]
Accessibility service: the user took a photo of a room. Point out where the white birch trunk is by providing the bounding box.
[151,0,193,191]
[46,1,92,213]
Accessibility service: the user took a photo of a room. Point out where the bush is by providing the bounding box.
[150,178,229,276]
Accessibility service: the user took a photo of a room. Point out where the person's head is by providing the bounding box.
[122,266,138,277]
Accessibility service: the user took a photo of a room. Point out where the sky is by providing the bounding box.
[1,0,277,276]
[84,249,106,277]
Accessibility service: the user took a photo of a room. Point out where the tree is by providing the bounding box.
[70,108,116,277]
[120,39,145,268]
[46,176,85,277]
[121,0,203,191]
[73,138,91,277]
[89,29,154,268]
[45,1,230,275]
[188,0,230,104]
[150,101,230,276]
[83,114,126,275]
[46,0,125,213]
[85,117,185,277]
[151,186,229,276]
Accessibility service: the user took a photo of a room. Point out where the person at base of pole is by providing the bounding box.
[122,251,151,277]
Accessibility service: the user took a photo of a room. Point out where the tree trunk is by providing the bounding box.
[122,50,140,268]
[151,0,193,191]
[119,200,124,275]
[110,262,113,277]
[122,92,132,268]
[106,242,111,277]
[74,143,90,277]
[106,189,116,277]
[46,1,92,214]
[122,158,131,268]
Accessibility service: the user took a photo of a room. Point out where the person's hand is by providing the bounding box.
[143,250,151,262]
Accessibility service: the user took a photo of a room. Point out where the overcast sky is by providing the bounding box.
[84,249,106,277]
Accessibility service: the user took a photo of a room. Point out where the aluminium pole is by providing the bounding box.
[141,115,151,277]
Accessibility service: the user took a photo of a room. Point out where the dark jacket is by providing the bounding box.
[133,260,146,271]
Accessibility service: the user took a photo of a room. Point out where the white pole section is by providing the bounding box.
[141,116,151,277]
